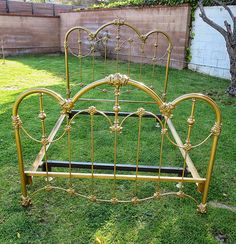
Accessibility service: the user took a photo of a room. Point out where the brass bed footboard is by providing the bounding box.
[13,74,221,213]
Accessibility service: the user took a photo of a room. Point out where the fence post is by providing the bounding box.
[6,0,9,13]
[31,2,34,15]
[53,4,55,16]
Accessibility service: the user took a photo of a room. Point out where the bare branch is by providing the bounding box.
[198,0,227,37]
[224,20,232,35]
[213,0,235,22]
[213,0,236,38]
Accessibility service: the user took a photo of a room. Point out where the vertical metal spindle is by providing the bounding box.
[163,45,171,101]
[78,30,83,84]
[88,106,96,200]
[66,117,72,189]
[179,99,196,191]
[157,120,166,194]
[139,42,145,82]
[64,39,70,99]
[127,38,133,77]
[111,86,122,203]
[104,35,108,76]
[152,33,158,79]
[39,94,49,184]
[90,113,95,177]
[116,25,121,73]
[134,113,142,197]
[91,43,95,82]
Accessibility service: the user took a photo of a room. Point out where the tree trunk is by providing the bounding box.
[226,44,236,96]
[198,0,236,96]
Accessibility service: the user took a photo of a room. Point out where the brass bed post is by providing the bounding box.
[198,123,221,213]
[171,93,222,213]
[13,116,31,206]
[13,88,65,205]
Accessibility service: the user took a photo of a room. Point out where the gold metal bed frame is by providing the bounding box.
[13,20,221,213]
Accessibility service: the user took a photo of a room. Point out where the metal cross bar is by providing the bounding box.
[41,160,189,176]
[69,110,163,120]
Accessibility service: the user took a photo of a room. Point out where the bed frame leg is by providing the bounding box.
[21,195,32,207]
[197,186,208,214]
[197,202,207,214]
[20,175,31,207]
[197,133,220,214]
[20,174,31,207]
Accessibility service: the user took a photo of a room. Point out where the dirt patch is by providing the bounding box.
[213,230,228,243]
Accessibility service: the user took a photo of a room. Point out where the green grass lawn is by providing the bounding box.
[0,54,235,243]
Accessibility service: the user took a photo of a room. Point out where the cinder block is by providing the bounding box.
[0,15,60,55]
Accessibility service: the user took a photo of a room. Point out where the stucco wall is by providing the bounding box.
[189,6,236,79]
[0,14,60,55]
[60,5,191,69]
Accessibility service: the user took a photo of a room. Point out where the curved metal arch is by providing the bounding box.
[71,76,164,107]
[64,26,92,43]
[64,20,143,44]
[69,107,113,127]
[65,20,172,47]
[171,93,222,124]
[144,30,172,51]
[13,88,64,116]
[120,109,164,128]
[93,19,143,39]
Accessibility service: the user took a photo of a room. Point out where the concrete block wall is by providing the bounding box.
[0,14,60,55]
[189,6,236,79]
[0,5,191,67]
[60,5,191,69]
[0,1,6,13]
[0,0,76,16]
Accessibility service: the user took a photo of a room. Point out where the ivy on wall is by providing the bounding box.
[91,0,233,9]
[144,0,231,7]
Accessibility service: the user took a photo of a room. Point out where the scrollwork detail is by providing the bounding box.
[160,102,175,118]
[211,123,221,136]
[105,73,129,87]
[12,115,22,129]
[61,99,74,114]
